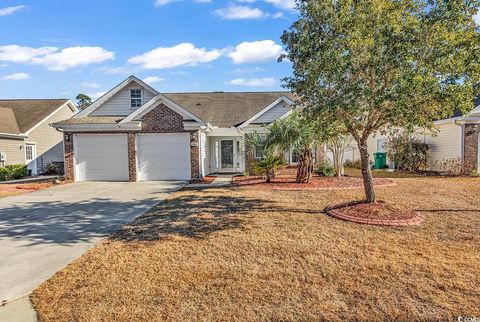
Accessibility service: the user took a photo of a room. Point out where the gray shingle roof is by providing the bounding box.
[164,92,295,127]
[56,116,124,125]
[0,99,69,134]
[55,92,295,128]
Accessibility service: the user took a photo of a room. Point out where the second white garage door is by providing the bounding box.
[137,133,191,181]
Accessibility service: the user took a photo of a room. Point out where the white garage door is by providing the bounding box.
[137,133,191,181]
[74,134,129,181]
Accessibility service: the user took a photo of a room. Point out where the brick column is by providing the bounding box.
[127,133,137,182]
[190,131,200,180]
[463,124,479,172]
[63,132,74,180]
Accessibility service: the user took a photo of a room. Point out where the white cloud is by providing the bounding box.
[227,77,276,86]
[195,0,211,3]
[214,5,264,20]
[227,40,284,64]
[0,45,114,71]
[264,0,295,10]
[154,0,175,6]
[1,72,29,80]
[81,81,102,89]
[88,91,107,100]
[143,76,164,84]
[0,5,26,16]
[272,12,283,18]
[100,66,135,75]
[32,46,114,71]
[238,0,295,10]
[128,43,221,69]
[0,45,57,63]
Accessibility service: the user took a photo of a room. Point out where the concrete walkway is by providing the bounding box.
[0,181,185,305]
[211,174,234,186]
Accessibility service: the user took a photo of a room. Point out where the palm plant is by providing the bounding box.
[252,153,285,183]
[265,111,318,183]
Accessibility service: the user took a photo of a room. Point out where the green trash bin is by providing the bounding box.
[373,152,387,169]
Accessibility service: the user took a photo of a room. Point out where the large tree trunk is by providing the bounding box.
[296,148,314,183]
[358,142,376,203]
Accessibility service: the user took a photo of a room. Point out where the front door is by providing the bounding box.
[25,143,37,176]
[220,140,235,172]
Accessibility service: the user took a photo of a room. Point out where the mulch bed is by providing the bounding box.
[191,175,216,185]
[326,201,424,226]
[234,167,396,191]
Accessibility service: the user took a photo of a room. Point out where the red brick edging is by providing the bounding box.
[325,201,424,227]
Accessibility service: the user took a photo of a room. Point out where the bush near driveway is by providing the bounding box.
[31,177,480,321]
[0,164,28,181]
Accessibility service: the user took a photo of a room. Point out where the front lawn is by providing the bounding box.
[31,177,480,321]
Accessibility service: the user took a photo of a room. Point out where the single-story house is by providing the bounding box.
[0,99,77,175]
[340,98,480,172]
[53,75,300,182]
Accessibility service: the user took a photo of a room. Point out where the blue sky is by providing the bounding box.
[0,0,297,100]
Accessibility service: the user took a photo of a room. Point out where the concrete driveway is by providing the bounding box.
[0,181,185,303]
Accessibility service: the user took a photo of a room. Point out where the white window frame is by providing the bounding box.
[130,88,143,109]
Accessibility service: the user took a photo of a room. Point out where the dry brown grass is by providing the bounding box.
[31,177,480,321]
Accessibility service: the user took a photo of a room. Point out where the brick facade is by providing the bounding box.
[63,102,201,182]
[463,123,479,172]
[190,131,200,180]
[63,132,74,181]
[127,133,137,181]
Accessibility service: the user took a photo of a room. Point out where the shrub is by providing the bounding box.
[317,160,335,177]
[252,154,285,182]
[344,159,362,169]
[439,158,463,175]
[0,167,8,181]
[471,169,479,177]
[5,164,28,180]
[42,162,64,175]
[385,133,429,171]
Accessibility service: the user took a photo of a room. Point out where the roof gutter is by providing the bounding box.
[0,132,28,139]
[52,122,142,132]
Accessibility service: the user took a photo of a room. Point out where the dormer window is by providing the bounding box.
[130,89,142,108]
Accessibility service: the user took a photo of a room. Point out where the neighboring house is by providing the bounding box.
[0,99,77,175]
[52,76,297,182]
[343,98,480,172]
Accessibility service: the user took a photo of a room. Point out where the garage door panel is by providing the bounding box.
[137,134,191,181]
[75,134,129,181]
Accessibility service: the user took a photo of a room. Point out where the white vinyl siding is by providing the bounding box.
[27,103,75,173]
[421,122,462,171]
[252,101,291,124]
[200,131,209,176]
[136,133,191,181]
[0,137,25,166]
[92,82,156,116]
[74,134,129,181]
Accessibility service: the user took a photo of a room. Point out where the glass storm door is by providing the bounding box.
[220,140,234,172]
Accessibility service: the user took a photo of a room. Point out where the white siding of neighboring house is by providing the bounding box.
[92,82,156,116]
[200,131,209,176]
[27,103,76,173]
[252,101,291,124]
[0,137,25,166]
[420,121,462,171]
